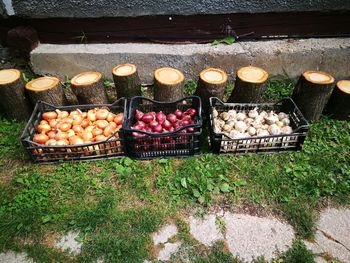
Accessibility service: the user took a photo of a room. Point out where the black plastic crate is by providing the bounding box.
[20,99,127,163]
[209,97,309,154]
[123,96,202,159]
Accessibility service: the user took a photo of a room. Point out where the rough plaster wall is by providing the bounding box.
[10,0,350,18]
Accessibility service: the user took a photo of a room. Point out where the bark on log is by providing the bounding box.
[0,69,32,120]
[292,70,335,121]
[26,76,67,106]
[196,67,227,110]
[325,80,350,120]
[154,67,184,102]
[71,71,108,104]
[228,66,269,103]
[112,63,141,98]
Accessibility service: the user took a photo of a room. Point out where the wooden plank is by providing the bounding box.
[1,11,349,44]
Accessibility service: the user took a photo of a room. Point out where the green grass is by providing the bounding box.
[0,78,349,262]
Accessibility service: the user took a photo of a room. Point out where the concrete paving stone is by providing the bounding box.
[157,241,182,262]
[189,214,224,246]
[224,213,294,262]
[0,251,33,263]
[54,231,82,255]
[317,208,350,249]
[152,224,178,245]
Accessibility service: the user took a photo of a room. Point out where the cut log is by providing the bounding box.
[154,67,184,102]
[228,66,268,103]
[196,67,228,110]
[325,80,350,120]
[292,70,335,121]
[112,63,141,98]
[71,71,108,104]
[0,69,32,120]
[26,76,67,106]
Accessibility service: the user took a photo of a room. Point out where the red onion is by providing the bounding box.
[168,127,174,132]
[185,108,197,117]
[146,127,153,133]
[149,120,159,129]
[167,113,177,123]
[188,119,194,124]
[136,121,146,130]
[153,124,163,133]
[150,112,156,119]
[135,110,144,121]
[156,111,166,124]
[180,119,190,126]
[173,122,180,130]
[187,127,195,133]
[162,120,172,130]
[174,109,183,118]
[141,113,154,123]
[133,124,145,131]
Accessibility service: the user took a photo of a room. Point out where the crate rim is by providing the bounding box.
[20,98,127,149]
[208,96,309,140]
[123,95,203,137]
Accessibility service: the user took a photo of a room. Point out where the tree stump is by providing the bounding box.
[228,66,269,103]
[196,67,228,110]
[26,76,67,106]
[112,63,141,98]
[154,67,184,102]
[292,70,335,121]
[325,80,350,120]
[0,69,32,120]
[71,71,108,104]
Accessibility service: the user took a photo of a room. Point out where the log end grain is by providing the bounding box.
[237,66,269,84]
[154,67,184,86]
[26,76,60,92]
[112,63,137,77]
[0,69,21,85]
[71,71,102,87]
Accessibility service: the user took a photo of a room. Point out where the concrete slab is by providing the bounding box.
[31,38,350,84]
[224,213,294,261]
[152,224,178,245]
[189,214,224,246]
[0,251,33,263]
[54,231,82,255]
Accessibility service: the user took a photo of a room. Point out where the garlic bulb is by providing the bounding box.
[248,108,259,118]
[228,109,237,119]
[265,115,278,125]
[223,124,231,132]
[278,112,288,121]
[235,121,247,133]
[244,118,254,125]
[252,120,262,129]
[226,120,236,128]
[281,126,293,134]
[262,124,269,130]
[260,111,268,118]
[282,117,290,126]
[236,112,246,121]
[213,108,219,118]
[276,121,284,127]
[247,126,256,136]
[220,112,230,121]
[257,129,270,136]
[229,129,240,139]
[231,132,248,139]
[254,115,264,124]
[268,124,281,135]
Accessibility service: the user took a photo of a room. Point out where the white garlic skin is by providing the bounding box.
[259,111,268,118]
[248,108,259,118]
[229,129,240,139]
[236,112,247,121]
[257,129,270,136]
[265,115,279,125]
[223,124,232,132]
[276,121,284,127]
[226,120,236,128]
[244,118,254,125]
[278,112,288,121]
[281,126,293,134]
[213,108,219,118]
[254,115,264,124]
[220,112,230,121]
[235,121,248,133]
[228,109,237,119]
[282,117,290,126]
[247,126,256,136]
[252,120,262,129]
[268,124,281,135]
